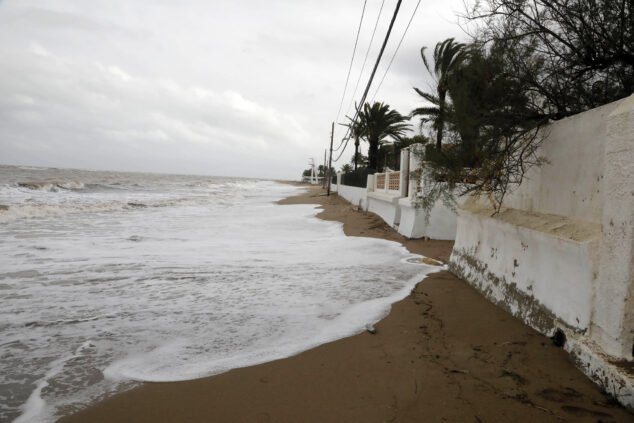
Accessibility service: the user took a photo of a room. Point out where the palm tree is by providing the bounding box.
[350,151,367,168]
[411,38,467,150]
[341,163,353,173]
[343,111,367,171]
[356,102,410,171]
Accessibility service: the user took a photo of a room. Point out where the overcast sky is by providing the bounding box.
[0,0,467,179]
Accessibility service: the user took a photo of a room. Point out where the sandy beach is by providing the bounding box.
[59,185,633,423]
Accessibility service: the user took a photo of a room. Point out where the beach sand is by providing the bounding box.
[59,185,633,423]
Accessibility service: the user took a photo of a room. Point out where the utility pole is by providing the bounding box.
[322,149,327,188]
[327,122,334,196]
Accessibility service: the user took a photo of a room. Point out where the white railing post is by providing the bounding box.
[367,174,374,192]
[336,172,342,187]
[408,143,423,199]
[399,148,409,197]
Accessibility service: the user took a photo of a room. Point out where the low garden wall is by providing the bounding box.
[336,183,368,211]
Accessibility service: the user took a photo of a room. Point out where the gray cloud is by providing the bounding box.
[0,0,466,179]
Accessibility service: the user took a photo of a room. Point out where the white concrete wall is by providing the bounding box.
[337,184,368,211]
[448,94,634,406]
[451,209,597,332]
[397,145,460,240]
[504,100,622,223]
[593,94,634,359]
[367,192,401,226]
[398,198,458,240]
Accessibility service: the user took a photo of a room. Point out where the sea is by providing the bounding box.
[0,165,436,422]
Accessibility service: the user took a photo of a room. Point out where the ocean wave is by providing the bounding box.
[0,202,127,223]
[24,315,102,328]
[14,341,94,423]
[17,181,85,191]
[126,202,147,208]
[0,197,212,223]
[17,166,49,171]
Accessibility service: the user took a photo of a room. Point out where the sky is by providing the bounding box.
[0,0,467,180]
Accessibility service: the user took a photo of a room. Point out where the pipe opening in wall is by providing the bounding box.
[551,329,566,347]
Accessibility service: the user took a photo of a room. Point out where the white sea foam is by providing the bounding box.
[17,166,49,171]
[14,341,94,423]
[0,197,217,223]
[0,165,439,423]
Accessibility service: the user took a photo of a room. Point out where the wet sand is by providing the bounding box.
[60,185,633,423]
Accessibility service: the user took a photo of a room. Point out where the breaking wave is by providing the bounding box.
[0,197,212,223]
[17,181,85,191]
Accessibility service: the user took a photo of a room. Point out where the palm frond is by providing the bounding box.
[413,87,440,105]
[420,46,431,74]
[411,106,441,118]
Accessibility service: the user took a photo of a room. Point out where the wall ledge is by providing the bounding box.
[460,199,601,243]
[367,191,402,203]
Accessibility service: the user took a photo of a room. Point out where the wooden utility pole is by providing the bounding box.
[327,122,334,196]
[322,149,327,188]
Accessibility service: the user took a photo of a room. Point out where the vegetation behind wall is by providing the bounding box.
[410,0,633,215]
[341,168,372,188]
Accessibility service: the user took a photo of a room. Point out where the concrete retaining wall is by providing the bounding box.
[335,145,461,240]
[449,94,634,407]
[337,184,368,211]
[367,192,400,226]
[398,198,457,240]
[397,146,459,240]
[451,207,598,332]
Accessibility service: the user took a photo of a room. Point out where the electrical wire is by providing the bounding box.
[333,0,385,154]
[332,131,347,152]
[332,135,351,162]
[343,0,385,123]
[371,0,422,102]
[333,0,403,162]
[334,0,367,127]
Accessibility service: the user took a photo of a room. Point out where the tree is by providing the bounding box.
[465,0,633,117]
[317,165,335,177]
[356,102,411,172]
[343,111,368,171]
[414,42,548,213]
[395,134,430,150]
[377,143,396,171]
[341,163,353,173]
[411,38,468,150]
[409,0,632,216]
[350,152,368,168]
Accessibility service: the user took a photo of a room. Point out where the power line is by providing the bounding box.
[355,0,402,117]
[371,0,422,103]
[332,131,347,152]
[343,0,386,123]
[333,0,403,162]
[334,0,368,126]
[332,134,351,162]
